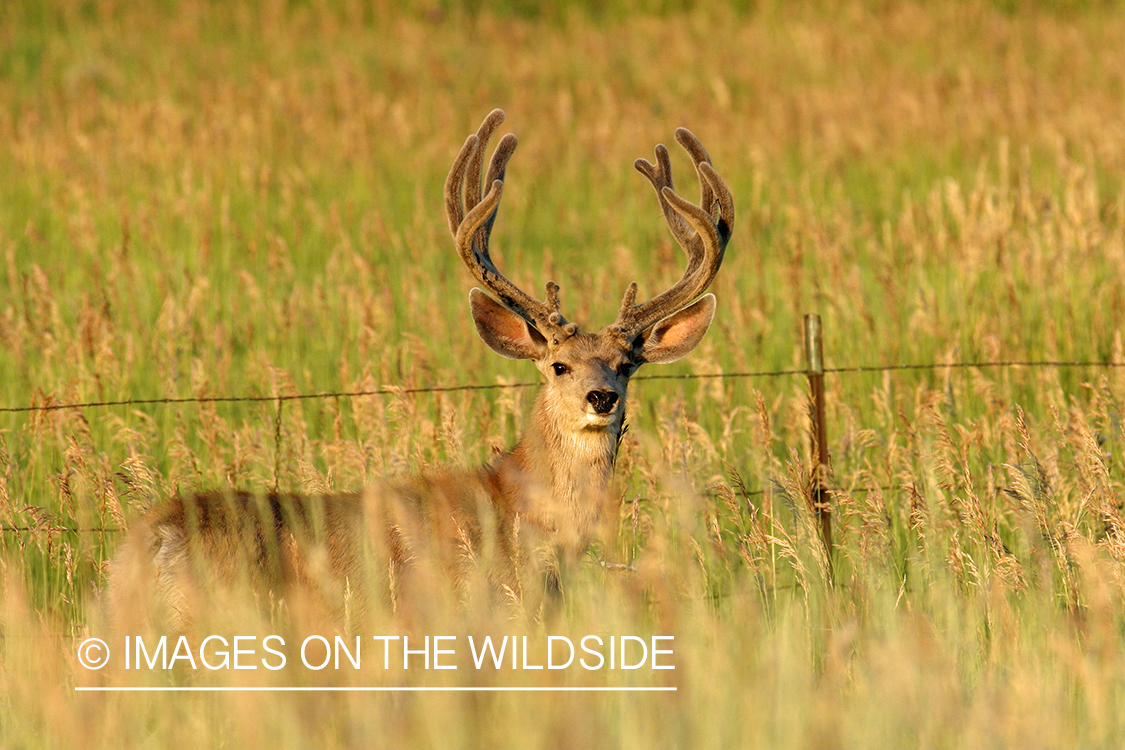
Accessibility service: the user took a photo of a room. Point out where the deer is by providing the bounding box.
[107,109,733,632]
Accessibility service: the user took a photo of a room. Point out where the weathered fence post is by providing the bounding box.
[803,313,834,581]
[273,397,284,494]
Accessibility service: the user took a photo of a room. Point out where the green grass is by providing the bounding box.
[2,0,1125,747]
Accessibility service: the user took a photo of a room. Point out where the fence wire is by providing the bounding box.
[1,359,1120,416]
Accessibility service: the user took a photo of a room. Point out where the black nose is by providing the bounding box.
[587,390,618,415]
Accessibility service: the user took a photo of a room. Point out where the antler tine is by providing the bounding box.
[445,110,570,338]
[673,128,716,225]
[614,128,734,340]
[633,144,697,254]
[465,109,506,212]
[445,109,513,239]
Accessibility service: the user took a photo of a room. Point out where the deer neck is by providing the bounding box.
[492,393,622,549]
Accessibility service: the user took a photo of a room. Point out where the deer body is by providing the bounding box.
[108,109,733,629]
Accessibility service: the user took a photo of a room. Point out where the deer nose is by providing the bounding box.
[586,390,618,414]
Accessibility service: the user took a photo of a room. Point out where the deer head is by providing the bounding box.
[444,109,734,535]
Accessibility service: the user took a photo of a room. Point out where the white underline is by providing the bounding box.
[75,686,676,692]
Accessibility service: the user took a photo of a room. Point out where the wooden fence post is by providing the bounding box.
[273,397,284,494]
[804,313,834,581]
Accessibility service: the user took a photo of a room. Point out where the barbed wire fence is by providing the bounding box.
[2,359,1116,419]
[1,313,1123,541]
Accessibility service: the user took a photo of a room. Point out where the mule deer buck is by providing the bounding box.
[108,109,733,630]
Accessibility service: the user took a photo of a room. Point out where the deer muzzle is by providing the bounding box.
[586,389,619,415]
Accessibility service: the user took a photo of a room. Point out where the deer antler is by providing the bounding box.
[445,109,576,342]
[613,128,734,340]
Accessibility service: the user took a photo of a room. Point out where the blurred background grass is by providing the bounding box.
[1,0,1125,747]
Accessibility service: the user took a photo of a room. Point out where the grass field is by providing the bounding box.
[2,0,1125,747]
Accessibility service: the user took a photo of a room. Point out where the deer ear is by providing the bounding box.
[638,293,716,365]
[469,288,549,361]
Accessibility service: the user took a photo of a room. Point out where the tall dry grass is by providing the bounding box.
[1,0,1124,747]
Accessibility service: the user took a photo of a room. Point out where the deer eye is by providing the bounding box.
[551,362,570,376]
[617,362,635,377]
